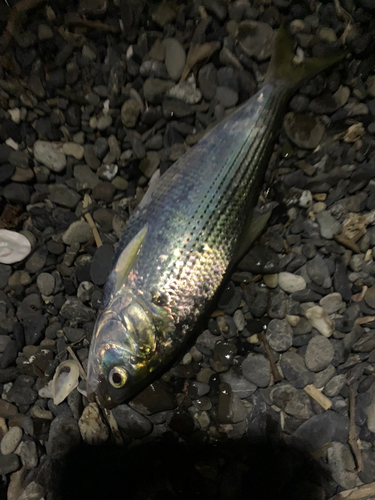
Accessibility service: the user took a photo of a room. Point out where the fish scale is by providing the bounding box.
[87,29,345,408]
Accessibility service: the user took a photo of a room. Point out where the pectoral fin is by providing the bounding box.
[114,224,148,293]
[231,206,273,265]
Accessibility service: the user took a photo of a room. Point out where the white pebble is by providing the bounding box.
[278,272,306,293]
[305,306,335,338]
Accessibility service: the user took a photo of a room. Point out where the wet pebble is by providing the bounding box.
[266,319,293,352]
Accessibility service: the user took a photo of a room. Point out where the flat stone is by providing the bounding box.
[284,113,325,149]
[328,442,357,490]
[0,454,20,474]
[46,414,81,459]
[305,335,334,372]
[316,211,342,239]
[324,374,346,397]
[62,142,84,160]
[241,353,270,387]
[239,245,280,274]
[18,440,38,469]
[319,293,344,314]
[34,141,66,172]
[73,164,100,189]
[62,220,92,245]
[112,404,153,438]
[270,383,313,419]
[221,369,257,398]
[292,411,349,452]
[121,99,141,128]
[36,273,55,296]
[163,38,186,81]
[306,254,331,287]
[266,319,293,352]
[0,426,22,455]
[48,185,81,209]
[278,272,306,293]
[280,352,314,389]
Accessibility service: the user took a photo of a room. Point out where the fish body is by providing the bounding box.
[87,30,344,409]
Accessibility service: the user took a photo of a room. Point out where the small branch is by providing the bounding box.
[83,194,103,248]
[259,331,283,383]
[329,482,375,500]
[304,384,332,411]
[348,384,363,473]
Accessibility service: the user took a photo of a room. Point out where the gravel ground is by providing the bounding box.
[1,0,375,499]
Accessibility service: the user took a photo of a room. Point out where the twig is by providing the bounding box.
[329,482,375,500]
[67,345,87,381]
[83,194,103,247]
[259,331,283,383]
[333,0,353,44]
[348,384,363,473]
[304,384,332,410]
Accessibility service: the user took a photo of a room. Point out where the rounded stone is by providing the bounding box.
[266,319,293,352]
[278,272,306,293]
[241,353,271,387]
[0,426,23,455]
[36,273,56,296]
[305,336,334,372]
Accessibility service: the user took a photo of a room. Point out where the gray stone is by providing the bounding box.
[121,99,141,128]
[305,336,334,372]
[241,353,270,387]
[112,404,153,438]
[316,211,342,239]
[283,113,325,149]
[18,440,38,469]
[48,185,81,209]
[270,383,313,419]
[266,319,293,352]
[292,411,349,452]
[60,299,95,323]
[221,369,257,398]
[0,454,20,474]
[163,38,186,81]
[280,352,314,389]
[278,272,306,293]
[324,374,346,397]
[34,141,66,172]
[328,442,357,490]
[62,221,92,245]
[46,415,81,459]
[0,426,23,455]
[36,273,55,296]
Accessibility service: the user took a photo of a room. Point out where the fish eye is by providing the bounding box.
[108,367,128,389]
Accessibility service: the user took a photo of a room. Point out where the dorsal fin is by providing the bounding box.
[114,224,148,293]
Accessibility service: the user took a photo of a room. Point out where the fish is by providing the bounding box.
[86,27,345,409]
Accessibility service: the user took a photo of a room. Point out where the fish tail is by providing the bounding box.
[265,24,347,90]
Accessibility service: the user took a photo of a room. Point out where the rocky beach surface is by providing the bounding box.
[1,0,375,499]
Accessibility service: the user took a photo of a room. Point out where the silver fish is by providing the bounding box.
[87,28,344,409]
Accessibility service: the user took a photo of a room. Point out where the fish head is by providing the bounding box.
[86,292,158,409]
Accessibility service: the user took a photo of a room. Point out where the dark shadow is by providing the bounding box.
[41,427,332,500]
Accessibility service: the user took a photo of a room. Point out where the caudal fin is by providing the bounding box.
[265,25,347,90]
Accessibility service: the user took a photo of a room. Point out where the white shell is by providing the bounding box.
[52,360,80,405]
[0,230,31,264]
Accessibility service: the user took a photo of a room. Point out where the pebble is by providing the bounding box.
[239,245,280,274]
[319,293,344,314]
[36,273,55,296]
[0,426,23,455]
[316,211,342,239]
[18,440,38,469]
[305,306,335,337]
[280,352,314,389]
[46,415,81,459]
[278,272,306,293]
[266,319,293,352]
[121,99,141,128]
[221,370,257,398]
[270,383,313,419]
[305,335,334,372]
[112,404,153,438]
[78,403,109,445]
[283,113,325,149]
[328,442,357,490]
[62,221,93,245]
[163,38,186,81]
[241,353,270,387]
[90,244,114,286]
[34,141,66,172]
